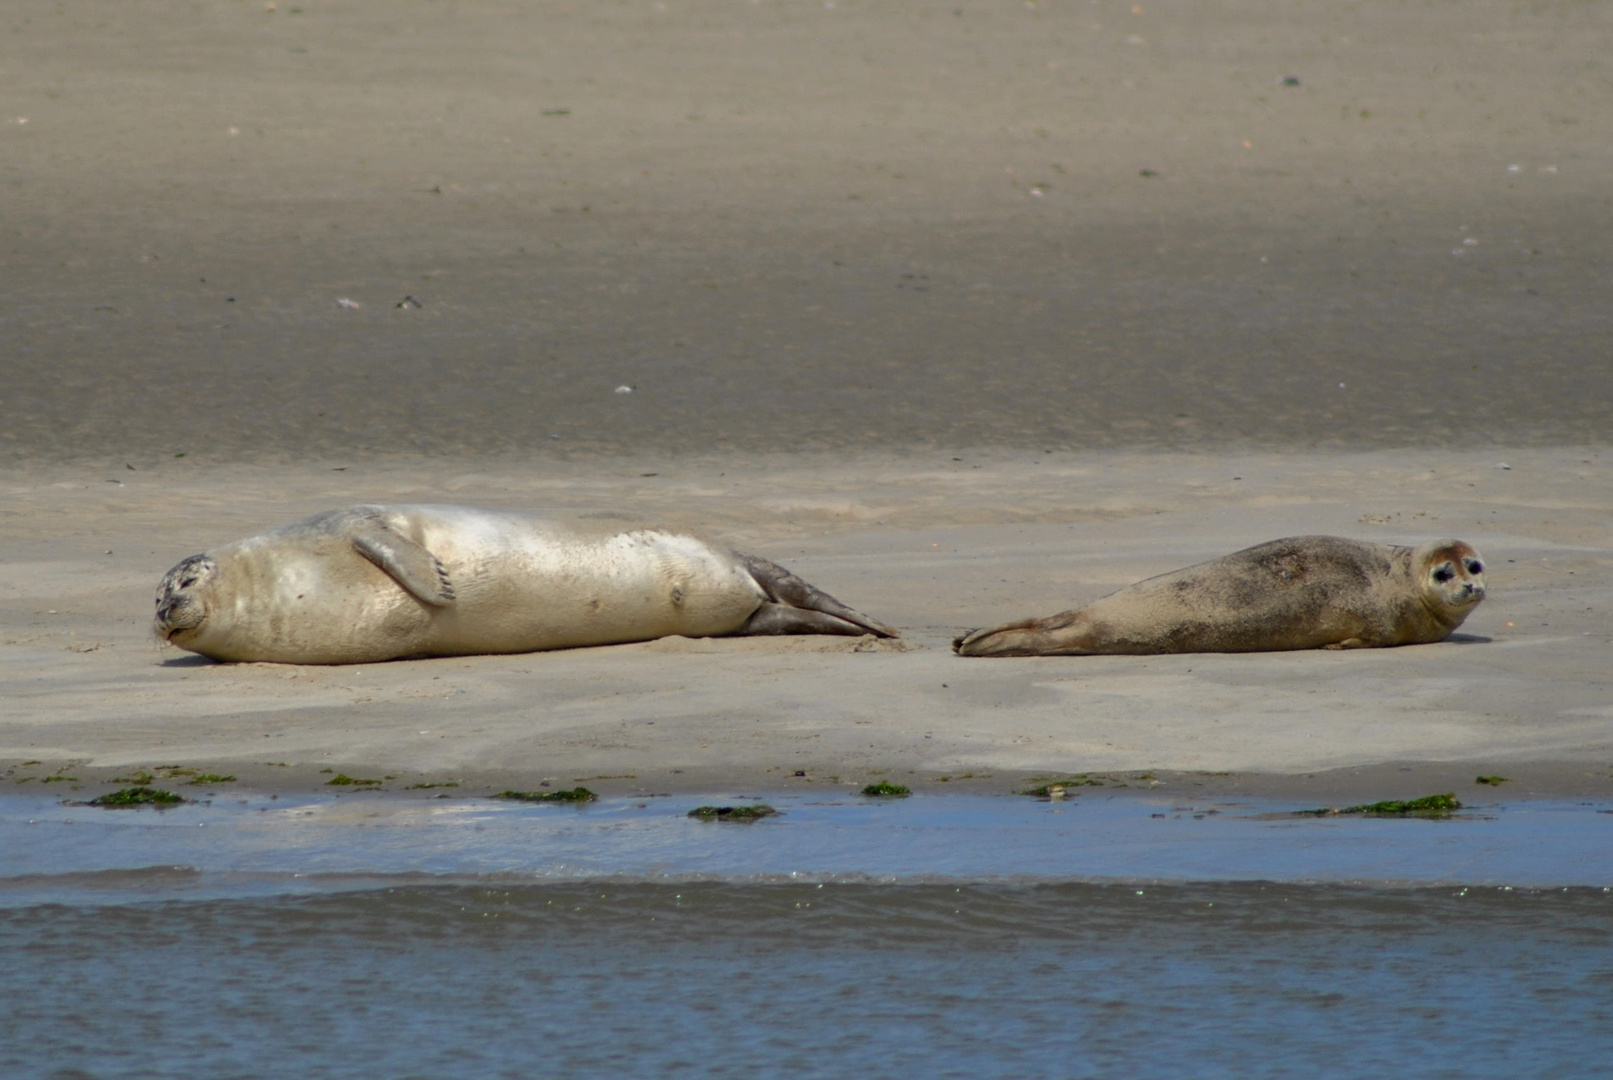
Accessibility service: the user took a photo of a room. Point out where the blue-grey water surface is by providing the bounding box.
[3,792,1610,1079]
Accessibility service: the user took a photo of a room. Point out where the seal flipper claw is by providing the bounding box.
[735,552,898,638]
[349,524,456,607]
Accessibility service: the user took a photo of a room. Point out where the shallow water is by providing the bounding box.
[3,790,1610,898]
[4,793,1611,1079]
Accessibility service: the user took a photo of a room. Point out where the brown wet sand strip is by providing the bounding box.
[4,759,1611,808]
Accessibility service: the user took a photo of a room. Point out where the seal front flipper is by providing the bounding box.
[953,613,1081,657]
[348,521,456,607]
[734,552,898,638]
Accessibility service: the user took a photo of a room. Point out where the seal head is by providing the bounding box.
[1414,539,1486,623]
[154,553,217,645]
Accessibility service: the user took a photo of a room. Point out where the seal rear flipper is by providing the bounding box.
[739,601,881,637]
[349,524,456,607]
[735,552,898,638]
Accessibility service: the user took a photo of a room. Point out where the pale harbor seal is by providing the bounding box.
[155,504,898,663]
[953,536,1485,657]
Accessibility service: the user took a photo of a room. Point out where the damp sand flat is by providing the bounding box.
[3,1,1611,463]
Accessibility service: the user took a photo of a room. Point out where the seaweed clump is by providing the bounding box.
[115,766,235,787]
[1023,775,1106,798]
[688,804,777,822]
[496,787,597,803]
[326,774,382,787]
[87,787,187,809]
[860,782,911,798]
[1295,793,1462,818]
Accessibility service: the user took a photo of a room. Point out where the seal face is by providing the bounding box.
[153,554,216,637]
[953,536,1485,657]
[155,505,897,664]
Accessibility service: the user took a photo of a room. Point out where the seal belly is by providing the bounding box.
[1092,552,1366,653]
[419,526,764,655]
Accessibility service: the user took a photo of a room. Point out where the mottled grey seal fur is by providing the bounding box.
[954,536,1485,657]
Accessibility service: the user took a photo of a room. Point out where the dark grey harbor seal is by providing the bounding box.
[155,504,897,663]
[953,536,1485,657]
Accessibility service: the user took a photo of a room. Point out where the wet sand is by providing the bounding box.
[5,0,1611,461]
[2,2,1610,800]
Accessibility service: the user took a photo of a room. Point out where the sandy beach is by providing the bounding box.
[3,0,1609,801]
[4,447,1609,801]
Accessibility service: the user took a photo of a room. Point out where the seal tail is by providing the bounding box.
[735,553,899,639]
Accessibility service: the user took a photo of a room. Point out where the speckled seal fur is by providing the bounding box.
[954,536,1485,657]
[155,504,896,664]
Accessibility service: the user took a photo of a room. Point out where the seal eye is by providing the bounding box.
[179,576,198,589]
[1466,560,1483,574]
[1432,567,1454,584]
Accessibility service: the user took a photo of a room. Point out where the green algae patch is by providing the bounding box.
[113,771,156,786]
[1296,793,1462,818]
[1023,775,1105,797]
[1349,793,1462,815]
[688,804,777,822]
[326,774,382,787]
[496,787,597,804]
[407,781,460,790]
[860,782,911,798]
[188,773,236,786]
[87,787,188,808]
[1475,775,1511,786]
